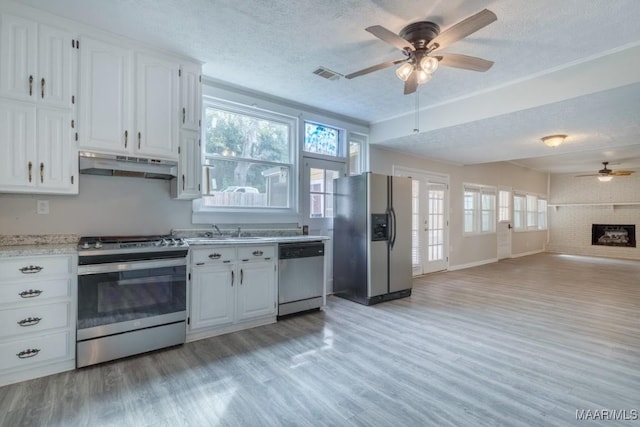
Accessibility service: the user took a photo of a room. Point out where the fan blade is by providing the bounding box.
[428,9,497,51]
[436,53,494,72]
[345,58,407,79]
[575,174,600,177]
[611,170,635,176]
[366,25,415,52]
[404,71,418,95]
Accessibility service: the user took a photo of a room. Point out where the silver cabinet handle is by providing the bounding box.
[231,270,234,286]
[182,107,186,123]
[41,78,45,98]
[28,161,32,182]
[19,289,43,298]
[252,250,264,257]
[19,265,43,274]
[29,75,33,96]
[40,162,44,183]
[138,132,141,149]
[182,174,185,191]
[124,130,128,148]
[17,317,42,327]
[208,253,221,259]
[17,348,40,359]
[240,268,243,285]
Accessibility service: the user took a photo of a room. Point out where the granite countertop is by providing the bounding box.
[184,235,329,246]
[0,234,79,258]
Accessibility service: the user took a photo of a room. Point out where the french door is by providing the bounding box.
[396,168,449,275]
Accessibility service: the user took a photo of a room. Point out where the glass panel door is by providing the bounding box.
[425,182,447,273]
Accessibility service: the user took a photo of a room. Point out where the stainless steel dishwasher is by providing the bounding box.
[278,241,325,316]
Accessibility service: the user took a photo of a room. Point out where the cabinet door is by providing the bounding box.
[189,264,235,330]
[135,52,179,159]
[236,261,276,321]
[172,129,201,199]
[36,107,76,193]
[0,99,36,191]
[0,14,37,101]
[79,37,132,154]
[37,24,74,108]
[180,62,201,131]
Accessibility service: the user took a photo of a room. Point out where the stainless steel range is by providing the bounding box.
[76,235,188,368]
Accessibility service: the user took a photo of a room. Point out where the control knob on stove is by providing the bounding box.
[81,242,90,249]
[94,241,103,249]
[161,238,169,246]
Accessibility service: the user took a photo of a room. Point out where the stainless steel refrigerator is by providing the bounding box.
[333,173,412,305]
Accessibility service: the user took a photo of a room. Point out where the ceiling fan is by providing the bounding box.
[345,9,497,95]
[576,162,636,181]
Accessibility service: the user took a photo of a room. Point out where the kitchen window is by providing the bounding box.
[198,99,296,211]
[463,184,496,234]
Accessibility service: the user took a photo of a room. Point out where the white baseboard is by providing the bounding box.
[511,249,545,258]
[448,258,498,271]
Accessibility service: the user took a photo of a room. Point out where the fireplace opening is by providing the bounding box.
[592,224,636,248]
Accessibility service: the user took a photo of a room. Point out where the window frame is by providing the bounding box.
[194,96,298,216]
[463,184,496,235]
[513,191,547,232]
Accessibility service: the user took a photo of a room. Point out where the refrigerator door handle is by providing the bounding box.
[389,207,397,249]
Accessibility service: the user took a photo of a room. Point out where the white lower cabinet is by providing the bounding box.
[188,244,277,341]
[0,254,77,387]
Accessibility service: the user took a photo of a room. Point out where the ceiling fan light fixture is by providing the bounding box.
[541,134,567,148]
[598,175,613,182]
[419,56,439,74]
[416,69,432,84]
[395,62,413,81]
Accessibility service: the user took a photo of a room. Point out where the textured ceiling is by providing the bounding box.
[11,0,640,174]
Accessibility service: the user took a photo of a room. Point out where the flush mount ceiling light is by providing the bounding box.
[541,134,567,148]
[597,175,613,182]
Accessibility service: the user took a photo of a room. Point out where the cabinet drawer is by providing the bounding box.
[0,277,72,305]
[0,302,71,339]
[0,255,73,281]
[191,247,236,265]
[237,245,275,261]
[0,331,72,372]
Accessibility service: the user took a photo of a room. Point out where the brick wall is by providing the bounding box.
[547,174,640,260]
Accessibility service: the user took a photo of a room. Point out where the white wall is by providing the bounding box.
[547,174,640,260]
[0,175,193,236]
[370,146,548,268]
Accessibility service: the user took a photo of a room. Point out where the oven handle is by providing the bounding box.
[78,258,186,275]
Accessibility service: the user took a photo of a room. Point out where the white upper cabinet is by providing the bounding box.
[135,52,179,158]
[180,61,201,131]
[79,36,180,160]
[0,13,77,195]
[0,15,73,108]
[0,99,76,194]
[171,129,202,199]
[79,36,132,155]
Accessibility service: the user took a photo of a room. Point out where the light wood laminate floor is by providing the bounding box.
[1,253,639,426]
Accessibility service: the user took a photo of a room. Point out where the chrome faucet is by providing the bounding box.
[212,224,223,236]
[235,226,242,238]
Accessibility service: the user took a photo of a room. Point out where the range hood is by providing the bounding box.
[79,152,178,180]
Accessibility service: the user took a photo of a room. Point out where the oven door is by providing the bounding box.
[77,258,186,341]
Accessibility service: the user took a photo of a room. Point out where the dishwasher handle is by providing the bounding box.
[278,242,324,260]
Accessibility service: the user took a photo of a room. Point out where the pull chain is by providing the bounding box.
[413,91,420,133]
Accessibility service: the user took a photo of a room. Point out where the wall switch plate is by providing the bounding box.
[37,200,50,214]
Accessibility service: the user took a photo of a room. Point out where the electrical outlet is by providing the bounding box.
[37,200,50,215]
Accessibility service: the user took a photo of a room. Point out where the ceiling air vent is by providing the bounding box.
[313,67,341,81]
